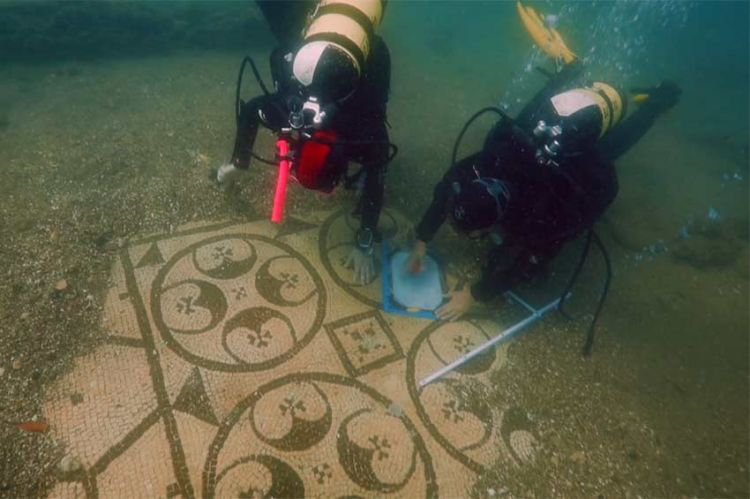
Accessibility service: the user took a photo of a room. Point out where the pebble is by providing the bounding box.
[12,359,22,370]
[388,402,403,417]
[0,367,4,377]
[569,451,586,464]
[57,454,83,474]
[55,279,68,291]
[20,312,29,320]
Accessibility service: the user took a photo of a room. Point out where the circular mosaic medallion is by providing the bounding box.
[204,373,437,498]
[406,320,504,474]
[151,234,326,372]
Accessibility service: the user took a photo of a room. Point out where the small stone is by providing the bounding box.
[49,229,60,242]
[57,454,83,475]
[569,451,586,464]
[20,312,29,320]
[11,359,22,370]
[388,402,404,417]
[55,279,68,291]
[487,488,496,497]
[0,367,5,377]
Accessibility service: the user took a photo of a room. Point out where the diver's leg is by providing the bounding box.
[471,240,564,302]
[256,0,315,45]
[596,82,681,162]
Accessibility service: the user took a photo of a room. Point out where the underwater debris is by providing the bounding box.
[631,240,669,264]
[671,212,744,269]
[14,421,50,433]
[57,454,83,475]
[722,172,745,182]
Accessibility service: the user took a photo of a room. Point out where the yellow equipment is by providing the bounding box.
[516,1,577,64]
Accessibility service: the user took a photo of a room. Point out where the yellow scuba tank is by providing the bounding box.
[293,0,385,102]
[549,82,625,138]
[533,82,625,165]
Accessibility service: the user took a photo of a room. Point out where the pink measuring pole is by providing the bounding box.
[271,136,291,224]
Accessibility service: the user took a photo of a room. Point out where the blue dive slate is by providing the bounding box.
[382,241,444,319]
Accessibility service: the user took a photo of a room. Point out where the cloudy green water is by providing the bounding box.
[0,1,747,496]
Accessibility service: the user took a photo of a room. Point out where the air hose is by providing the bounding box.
[450,106,512,167]
[557,229,612,356]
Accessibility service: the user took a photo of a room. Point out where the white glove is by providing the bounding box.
[345,247,375,285]
[215,163,244,190]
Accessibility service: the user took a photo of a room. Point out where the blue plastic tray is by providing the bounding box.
[382,240,445,319]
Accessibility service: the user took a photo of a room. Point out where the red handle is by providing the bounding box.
[271,137,291,224]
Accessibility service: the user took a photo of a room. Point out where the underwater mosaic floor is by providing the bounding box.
[44,209,539,498]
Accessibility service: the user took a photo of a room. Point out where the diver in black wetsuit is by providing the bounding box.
[216,0,392,284]
[409,63,682,321]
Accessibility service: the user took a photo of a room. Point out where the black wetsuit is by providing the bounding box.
[415,68,674,302]
[231,1,391,234]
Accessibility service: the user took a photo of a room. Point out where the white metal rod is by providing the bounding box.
[418,296,561,388]
[506,291,537,314]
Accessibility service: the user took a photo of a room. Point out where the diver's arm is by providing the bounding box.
[230,94,287,169]
[414,181,451,244]
[359,162,386,236]
[230,97,264,169]
[361,36,391,119]
[596,81,682,162]
[349,129,389,284]
[230,45,294,170]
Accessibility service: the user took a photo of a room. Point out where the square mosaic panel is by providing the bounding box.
[325,310,404,377]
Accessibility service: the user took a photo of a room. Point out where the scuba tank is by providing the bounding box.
[531,82,625,166]
[293,0,385,105]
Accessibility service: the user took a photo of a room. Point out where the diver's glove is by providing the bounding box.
[214,162,244,191]
[633,80,682,113]
[345,228,376,285]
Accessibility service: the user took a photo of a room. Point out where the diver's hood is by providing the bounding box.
[450,178,512,233]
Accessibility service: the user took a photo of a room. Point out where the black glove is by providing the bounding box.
[632,80,682,112]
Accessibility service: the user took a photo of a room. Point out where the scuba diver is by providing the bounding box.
[215,0,393,284]
[408,2,682,330]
